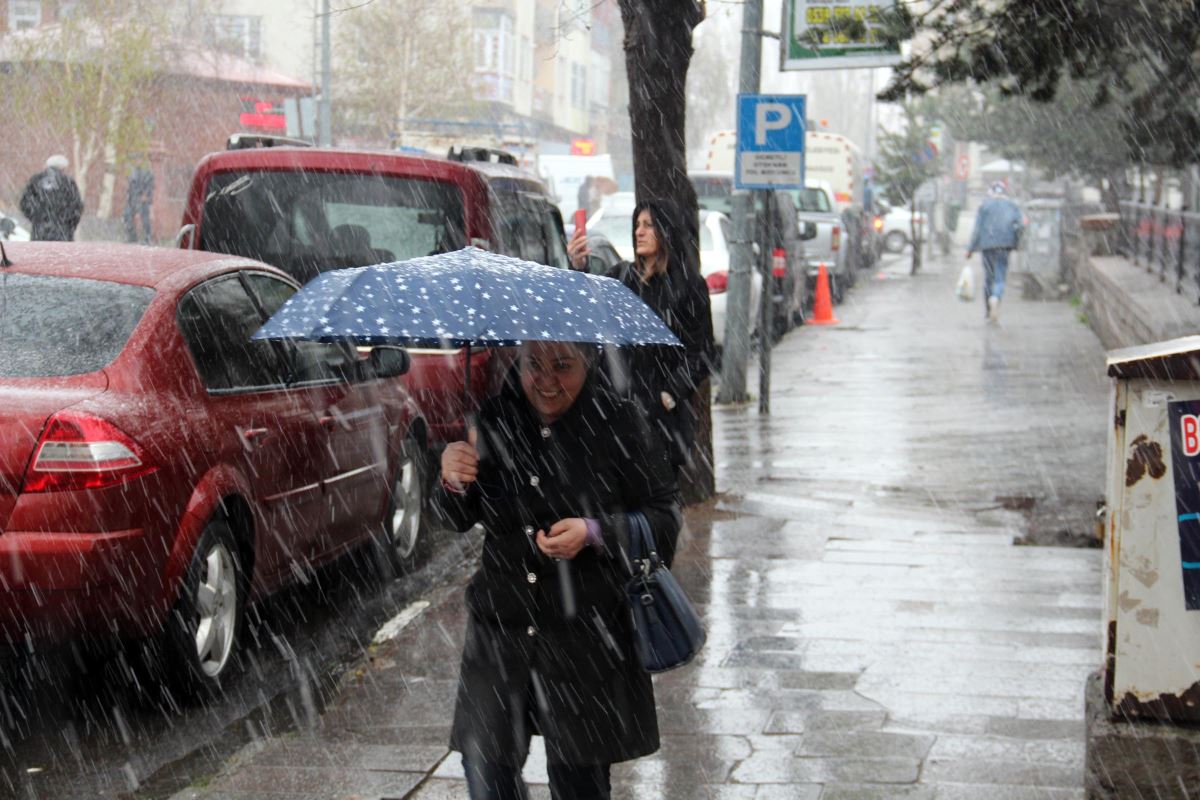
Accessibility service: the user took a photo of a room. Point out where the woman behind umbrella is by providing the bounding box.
[435,340,680,800]
[569,199,714,474]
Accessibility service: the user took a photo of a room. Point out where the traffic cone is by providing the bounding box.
[808,262,839,325]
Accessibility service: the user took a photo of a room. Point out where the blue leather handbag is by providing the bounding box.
[624,511,706,673]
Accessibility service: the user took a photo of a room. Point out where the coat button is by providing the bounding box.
[540,426,551,438]
[527,572,537,584]
[529,475,540,487]
[526,626,536,637]
[524,525,535,537]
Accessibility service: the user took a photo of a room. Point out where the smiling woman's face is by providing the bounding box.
[519,341,589,422]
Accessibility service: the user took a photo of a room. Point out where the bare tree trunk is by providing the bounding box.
[616,0,713,505]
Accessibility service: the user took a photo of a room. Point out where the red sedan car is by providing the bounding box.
[0,243,426,694]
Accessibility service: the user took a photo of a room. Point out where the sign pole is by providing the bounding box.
[758,189,773,415]
[717,0,764,404]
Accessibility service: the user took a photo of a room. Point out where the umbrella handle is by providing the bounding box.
[462,345,472,432]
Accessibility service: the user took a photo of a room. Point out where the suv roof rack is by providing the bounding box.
[227,133,313,150]
[447,146,517,166]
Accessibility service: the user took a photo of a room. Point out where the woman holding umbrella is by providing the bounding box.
[436,339,680,799]
[568,200,714,475]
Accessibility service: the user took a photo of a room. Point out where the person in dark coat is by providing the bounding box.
[19,155,83,241]
[123,163,155,244]
[568,199,715,471]
[436,339,680,800]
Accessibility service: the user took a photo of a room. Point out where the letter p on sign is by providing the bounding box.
[755,103,792,146]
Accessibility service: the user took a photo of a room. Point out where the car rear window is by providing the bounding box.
[692,176,733,216]
[199,170,466,284]
[0,274,152,377]
[793,188,832,213]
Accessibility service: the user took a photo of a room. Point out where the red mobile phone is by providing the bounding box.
[574,208,587,236]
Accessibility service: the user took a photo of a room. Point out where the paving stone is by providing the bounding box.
[928,734,1084,764]
[921,757,1084,787]
[797,731,935,760]
[932,784,1086,799]
[777,671,860,691]
[245,741,448,773]
[212,765,424,798]
[819,784,936,800]
[984,717,1083,740]
[729,752,921,784]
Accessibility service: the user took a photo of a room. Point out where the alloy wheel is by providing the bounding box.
[193,542,238,678]
[389,446,423,560]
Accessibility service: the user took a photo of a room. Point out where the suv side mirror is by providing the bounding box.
[369,345,411,379]
[799,221,818,241]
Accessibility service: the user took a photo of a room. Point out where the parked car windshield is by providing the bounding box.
[0,274,152,377]
[199,171,467,284]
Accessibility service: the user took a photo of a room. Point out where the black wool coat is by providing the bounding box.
[603,259,714,466]
[432,373,680,767]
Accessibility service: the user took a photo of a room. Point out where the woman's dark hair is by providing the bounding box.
[631,199,687,275]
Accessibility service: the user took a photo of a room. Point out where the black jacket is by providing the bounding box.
[433,371,680,766]
[604,256,714,466]
[19,167,83,242]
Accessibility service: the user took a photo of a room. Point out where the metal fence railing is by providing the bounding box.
[1118,201,1200,305]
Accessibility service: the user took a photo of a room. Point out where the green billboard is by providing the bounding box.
[782,0,902,71]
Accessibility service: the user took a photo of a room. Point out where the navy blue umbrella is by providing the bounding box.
[254,247,682,404]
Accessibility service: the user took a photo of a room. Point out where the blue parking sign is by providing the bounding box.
[736,94,806,190]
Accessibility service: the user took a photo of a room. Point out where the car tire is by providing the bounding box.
[162,518,246,698]
[884,231,907,253]
[376,436,433,574]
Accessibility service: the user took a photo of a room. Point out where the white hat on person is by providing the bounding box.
[46,154,68,170]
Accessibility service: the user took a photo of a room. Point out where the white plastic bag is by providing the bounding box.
[955,263,975,302]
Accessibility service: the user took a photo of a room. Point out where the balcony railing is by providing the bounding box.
[1118,201,1200,305]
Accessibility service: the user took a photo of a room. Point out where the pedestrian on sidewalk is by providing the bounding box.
[567,200,714,475]
[435,340,681,800]
[19,154,83,241]
[966,182,1024,322]
[123,161,155,244]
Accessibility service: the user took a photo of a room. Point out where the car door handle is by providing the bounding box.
[240,427,271,446]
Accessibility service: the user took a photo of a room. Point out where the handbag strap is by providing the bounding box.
[625,511,660,571]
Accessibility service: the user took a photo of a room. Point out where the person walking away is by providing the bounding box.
[435,340,681,800]
[566,199,715,476]
[124,163,155,244]
[966,182,1024,322]
[19,155,83,241]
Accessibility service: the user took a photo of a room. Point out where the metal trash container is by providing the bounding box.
[1103,336,1200,721]
[1020,198,1063,296]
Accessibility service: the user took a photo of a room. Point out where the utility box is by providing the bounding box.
[1104,336,1200,721]
[1020,198,1063,295]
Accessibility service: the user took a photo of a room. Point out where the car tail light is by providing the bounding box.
[705,270,728,294]
[831,225,841,251]
[771,248,787,279]
[872,216,884,232]
[21,413,156,493]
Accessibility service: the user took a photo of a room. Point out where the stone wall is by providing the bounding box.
[1065,229,1200,349]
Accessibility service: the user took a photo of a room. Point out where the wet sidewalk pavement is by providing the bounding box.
[170,246,1109,799]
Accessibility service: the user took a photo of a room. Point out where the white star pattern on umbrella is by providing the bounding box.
[253,247,680,349]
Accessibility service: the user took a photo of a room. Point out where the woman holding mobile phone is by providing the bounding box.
[567,199,714,476]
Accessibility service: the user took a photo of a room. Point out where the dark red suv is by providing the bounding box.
[0,242,422,694]
[179,144,570,445]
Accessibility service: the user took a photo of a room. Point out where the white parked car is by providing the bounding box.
[585,205,634,261]
[879,204,927,253]
[700,210,761,351]
[1,212,30,241]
